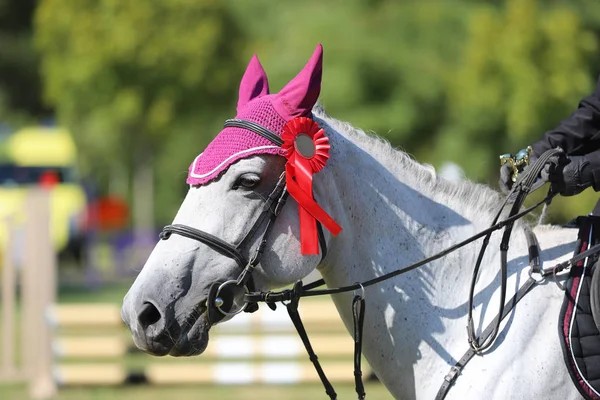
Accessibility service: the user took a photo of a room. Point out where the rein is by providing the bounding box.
[245,194,549,303]
[246,149,561,303]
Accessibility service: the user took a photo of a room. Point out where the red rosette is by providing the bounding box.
[281,117,341,255]
[282,117,331,172]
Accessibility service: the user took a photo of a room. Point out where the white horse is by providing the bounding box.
[121,46,581,399]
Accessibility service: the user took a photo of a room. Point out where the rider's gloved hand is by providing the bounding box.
[543,155,594,196]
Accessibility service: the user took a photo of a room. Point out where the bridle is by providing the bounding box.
[159,117,327,324]
[160,119,600,400]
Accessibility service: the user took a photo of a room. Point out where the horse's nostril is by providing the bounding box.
[138,302,162,329]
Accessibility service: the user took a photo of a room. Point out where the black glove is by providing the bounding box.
[543,155,593,196]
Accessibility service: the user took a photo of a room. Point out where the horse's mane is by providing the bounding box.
[312,104,505,220]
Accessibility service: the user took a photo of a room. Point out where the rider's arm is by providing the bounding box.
[547,150,600,195]
[531,75,600,157]
[577,149,600,191]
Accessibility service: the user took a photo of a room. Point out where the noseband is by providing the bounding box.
[159,118,327,324]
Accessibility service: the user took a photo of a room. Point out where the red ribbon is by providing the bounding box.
[282,117,342,255]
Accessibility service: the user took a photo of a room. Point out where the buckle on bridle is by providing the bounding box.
[273,189,288,216]
[444,366,461,383]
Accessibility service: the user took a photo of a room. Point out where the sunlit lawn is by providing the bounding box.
[1,281,394,399]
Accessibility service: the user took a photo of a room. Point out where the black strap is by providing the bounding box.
[352,295,366,400]
[236,216,278,291]
[224,119,284,146]
[553,242,600,273]
[160,224,248,268]
[524,225,541,273]
[318,222,328,262]
[245,195,551,304]
[467,148,563,353]
[236,173,287,251]
[436,276,538,400]
[285,282,337,400]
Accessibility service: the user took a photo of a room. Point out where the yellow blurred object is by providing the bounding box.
[6,127,77,166]
[0,127,87,257]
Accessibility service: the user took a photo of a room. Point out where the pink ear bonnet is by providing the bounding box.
[187,44,324,185]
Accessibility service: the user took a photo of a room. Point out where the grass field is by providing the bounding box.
[0,281,394,399]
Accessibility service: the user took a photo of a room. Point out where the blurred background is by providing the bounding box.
[2,0,600,398]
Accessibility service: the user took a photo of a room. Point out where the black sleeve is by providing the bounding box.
[532,75,600,158]
[583,149,600,191]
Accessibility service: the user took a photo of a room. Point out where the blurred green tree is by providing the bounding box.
[35,0,244,226]
[31,0,600,227]
[226,0,469,151]
[0,0,47,124]
[435,0,598,220]
[226,0,600,222]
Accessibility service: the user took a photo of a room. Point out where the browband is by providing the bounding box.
[224,119,284,147]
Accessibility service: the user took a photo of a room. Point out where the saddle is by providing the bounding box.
[560,215,600,400]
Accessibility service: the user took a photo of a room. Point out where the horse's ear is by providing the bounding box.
[274,44,323,119]
[237,54,270,112]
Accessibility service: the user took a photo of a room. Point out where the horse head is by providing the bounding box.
[121,45,336,357]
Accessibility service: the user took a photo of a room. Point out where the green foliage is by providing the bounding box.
[434,0,598,219]
[437,0,596,176]
[226,0,469,150]
[0,0,45,125]
[35,0,244,223]
[23,0,600,225]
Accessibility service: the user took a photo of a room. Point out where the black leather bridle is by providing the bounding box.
[159,118,326,324]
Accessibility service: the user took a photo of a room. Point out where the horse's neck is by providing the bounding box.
[317,127,515,288]
[315,127,537,393]
[310,119,581,398]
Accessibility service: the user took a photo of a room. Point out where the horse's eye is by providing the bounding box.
[234,174,260,190]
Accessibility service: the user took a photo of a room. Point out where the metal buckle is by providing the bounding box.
[214,280,249,316]
[444,366,460,383]
[353,282,365,300]
[273,188,288,216]
[552,264,567,290]
[527,267,545,283]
